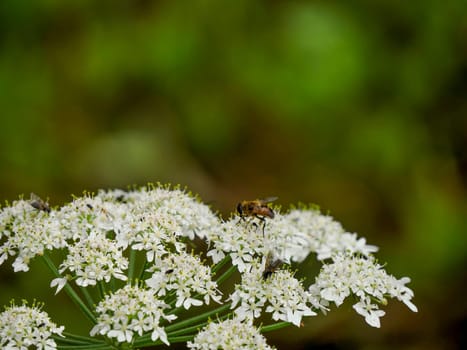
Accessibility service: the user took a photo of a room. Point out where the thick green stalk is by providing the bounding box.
[133,335,195,348]
[128,248,136,282]
[168,335,196,344]
[215,264,237,285]
[79,285,96,309]
[260,321,291,333]
[211,255,231,274]
[165,302,232,333]
[58,344,116,350]
[97,280,106,299]
[138,259,148,281]
[60,332,105,344]
[53,337,89,345]
[167,312,230,337]
[135,302,232,344]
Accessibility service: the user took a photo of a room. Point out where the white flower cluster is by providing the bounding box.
[229,261,325,327]
[54,185,218,248]
[0,302,64,349]
[90,284,176,345]
[207,218,264,272]
[145,251,222,309]
[310,252,418,327]
[265,209,379,262]
[55,231,129,287]
[187,318,275,350]
[208,207,416,329]
[0,184,418,348]
[121,186,219,241]
[0,200,66,272]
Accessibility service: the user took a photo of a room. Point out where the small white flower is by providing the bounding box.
[50,277,67,295]
[151,325,169,345]
[353,297,386,328]
[108,327,133,343]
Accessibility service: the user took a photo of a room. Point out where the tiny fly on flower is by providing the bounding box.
[30,193,50,213]
[262,251,283,280]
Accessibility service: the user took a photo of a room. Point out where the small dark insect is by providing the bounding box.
[236,197,277,220]
[262,251,283,280]
[30,193,50,213]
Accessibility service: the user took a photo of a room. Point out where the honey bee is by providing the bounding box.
[262,251,283,279]
[236,197,277,221]
[29,193,51,213]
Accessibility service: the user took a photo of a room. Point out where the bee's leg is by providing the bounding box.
[255,215,267,235]
[249,218,259,230]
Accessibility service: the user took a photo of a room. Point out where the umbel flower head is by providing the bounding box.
[0,184,417,349]
[0,301,64,349]
[90,284,176,345]
[187,317,275,350]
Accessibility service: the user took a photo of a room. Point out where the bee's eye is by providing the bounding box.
[236,203,242,214]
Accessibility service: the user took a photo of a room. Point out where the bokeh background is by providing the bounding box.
[1,1,466,349]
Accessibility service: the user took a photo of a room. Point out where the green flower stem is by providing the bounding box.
[79,285,96,310]
[60,332,105,344]
[166,322,207,337]
[132,337,161,347]
[165,292,179,310]
[134,335,195,348]
[98,280,106,299]
[165,302,232,333]
[128,248,136,282]
[168,335,197,344]
[136,303,232,345]
[41,254,97,325]
[211,255,231,274]
[110,276,117,293]
[54,335,98,345]
[138,259,148,281]
[260,321,292,333]
[53,337,89,345]
[58,344,116,350]
[215,264,237,285]
[167,312,230,337]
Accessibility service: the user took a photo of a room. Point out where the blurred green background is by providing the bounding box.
[0,1,466,349]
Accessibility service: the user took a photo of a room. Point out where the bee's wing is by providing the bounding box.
[260,196,278,204]
[30,193,42,202]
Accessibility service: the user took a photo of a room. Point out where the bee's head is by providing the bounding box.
[236,203,243,215]
[268,208,275,219]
